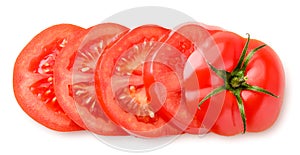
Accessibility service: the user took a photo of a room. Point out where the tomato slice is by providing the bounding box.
[95,25,190,137]
[13,24,84,131]
[70,23,129,135]
[53,28,90,130]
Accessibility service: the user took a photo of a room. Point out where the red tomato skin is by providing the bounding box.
[191,31,285,136]
[185,31,245,134]
[242,39,285,132]
[13,24,83,131]
[209,32,285,136]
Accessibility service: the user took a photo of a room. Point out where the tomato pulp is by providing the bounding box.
[95,25,199,137]
[13,24,84,131]
[66,23,129,135]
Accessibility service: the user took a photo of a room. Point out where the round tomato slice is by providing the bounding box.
[95,25,188,137]
[13,24,84,131]
[60,23,129,135]
[53,28,89,130]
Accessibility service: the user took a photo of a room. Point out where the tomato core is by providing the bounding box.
[229,72,247,89]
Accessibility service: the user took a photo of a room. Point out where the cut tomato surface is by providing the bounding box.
[64,23,129,135]
[13,24,84,131]
[53,28,90,130]
[94,25,194,137]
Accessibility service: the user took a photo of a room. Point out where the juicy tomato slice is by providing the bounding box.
[95,25,189,137]
[53,28,89,130]
[13,24,83,131]
[56,23,129,135]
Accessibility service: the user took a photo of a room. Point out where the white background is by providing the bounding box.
[1,0,299,154]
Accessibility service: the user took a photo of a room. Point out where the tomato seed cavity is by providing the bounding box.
[72,39,108,119]
[30,39,67,112]
[111,40,163,123]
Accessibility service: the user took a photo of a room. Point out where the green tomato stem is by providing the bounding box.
[198,86,226,108]
[233,33,250,73]
[241,44,267,72]
[233,89,246,133]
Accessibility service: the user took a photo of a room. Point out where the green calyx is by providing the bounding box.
[198,33,278,134]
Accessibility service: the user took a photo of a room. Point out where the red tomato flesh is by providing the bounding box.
[95,25,188,137]
[13,24,84,131]
[57,23,130,135]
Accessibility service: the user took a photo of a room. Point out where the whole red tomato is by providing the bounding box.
[195,31,285,136]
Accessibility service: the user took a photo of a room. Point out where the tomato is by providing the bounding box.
[55,23,129,135]
[94,25,196,137]
[196,31,285,136]
[13,24,84,131]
